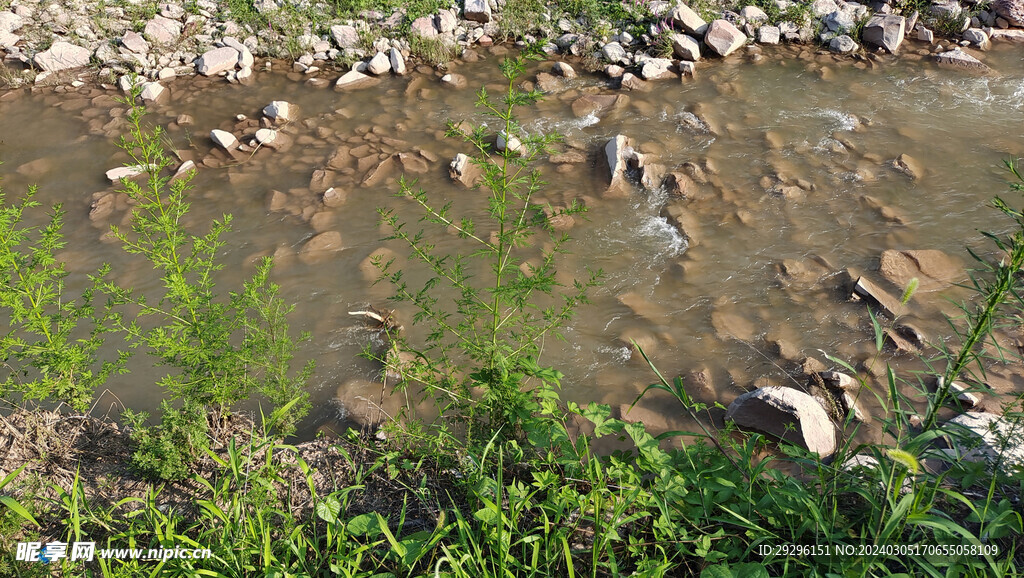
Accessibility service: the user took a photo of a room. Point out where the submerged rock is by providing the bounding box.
[725,386,837,457]
[935,48,992,73]
[878,249,961,291]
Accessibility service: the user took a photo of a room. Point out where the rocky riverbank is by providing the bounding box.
[1,0,1023,93]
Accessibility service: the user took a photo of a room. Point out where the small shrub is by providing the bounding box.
[0,184,127,411]
[102,85,313,479]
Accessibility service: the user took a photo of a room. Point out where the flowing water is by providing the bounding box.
[2,44,1023,440]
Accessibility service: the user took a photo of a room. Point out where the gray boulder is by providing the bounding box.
[704,19,747,57]
[994,0,1024,25]
[726,386,837,457]
[601,41,627,63]
[34,41,92,72]
[862,14,905,53]
[758,25,781,44]
[829,34,858,53]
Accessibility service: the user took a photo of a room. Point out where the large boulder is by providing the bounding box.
[669,3,708,35]
[704,20,747,57]
[464,0,492,22]
[725,386,837,457]
[993,0,1024,26]
[671,33,701,61]
[947,412,1024,475]
[34,41,92,72]
[196,46,239,76]
[862,14,905,53]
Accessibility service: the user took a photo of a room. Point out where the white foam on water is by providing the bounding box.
[596,345,633,364]
[817,108,859,132]
[635,215,687,261]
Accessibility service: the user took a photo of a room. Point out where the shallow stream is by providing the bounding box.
[2,44,1023,440]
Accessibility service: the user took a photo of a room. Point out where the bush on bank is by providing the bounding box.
[0,55,1022,577]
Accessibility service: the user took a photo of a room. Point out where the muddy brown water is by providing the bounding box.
[2,45,1024,443]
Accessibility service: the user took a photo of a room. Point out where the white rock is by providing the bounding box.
[947,412,1024,475]
[118,74,144,93]
[669,3,708,35]
[173,160,196,179]
[725,386,837,457]
[106,165,147,183]
[157,66,176,80]
[330,24,359,48]
[34,41,92,72]
[139,81,165,102]
[464,0,492,22]
[262,100,294,122]
[196,46,240,76]
[366,51,391,75]
[739,5,769,22]
[0,12,24,33]
[389,47,406,75]
[758,25,781,44]
[640,57,675,80]
[497,130,523,153]
[255,128,277,144]
[0,30,18,49]
[122,31,150,54]
[335,69,374,88]
[210,129,238,150]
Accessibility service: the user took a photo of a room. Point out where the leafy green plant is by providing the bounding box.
[103,85,313,480]
[375,50,599,445]
[0,183,128,411]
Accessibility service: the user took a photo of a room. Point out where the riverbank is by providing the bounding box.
[1,0,1023,93]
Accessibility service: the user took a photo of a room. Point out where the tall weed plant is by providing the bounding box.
[103,85,314,480]
[375,48,599,446]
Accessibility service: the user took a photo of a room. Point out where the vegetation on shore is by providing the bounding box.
[0,54,1022,577]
